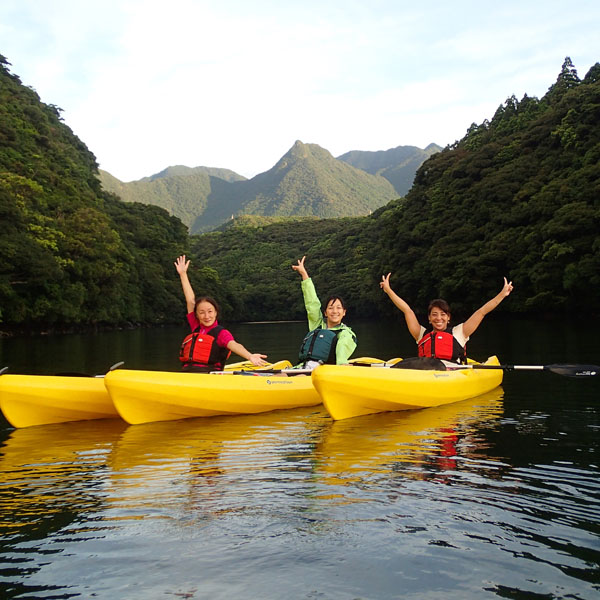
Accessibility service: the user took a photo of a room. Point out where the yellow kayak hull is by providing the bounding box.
[104,368,321,425]
[0,375,117,428]
[0,360,290,428]
[312,356,504,420]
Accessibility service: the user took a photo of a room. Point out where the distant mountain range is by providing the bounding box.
[338,143,441,195]
[98,140,441,233]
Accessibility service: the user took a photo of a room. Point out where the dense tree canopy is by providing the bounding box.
[0,55,188,331]
[193,58,600,322]
[1,55,598,332]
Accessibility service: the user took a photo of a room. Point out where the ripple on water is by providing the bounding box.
[1,390,599,599]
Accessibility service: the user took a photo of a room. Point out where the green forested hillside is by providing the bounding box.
[337,143,442,196]
[2,53,598,332]
[385,57,600,315]
[100,168,223,230]
[193,58,600,321]
[141,165,246,183]
[215,214,320,231]
[195,218,364,320]
[0,54,190,331]
[199,141,396,230]
[99,164,248,231]
[101,140,399,233]
[209,141,398,224]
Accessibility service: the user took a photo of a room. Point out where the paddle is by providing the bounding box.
[447,363,599,377]
[0,366,8,376]
[348,359,599,377]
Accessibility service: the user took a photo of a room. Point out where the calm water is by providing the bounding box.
[0,318,599,599]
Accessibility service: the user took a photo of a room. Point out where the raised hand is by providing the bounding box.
[174,255,190,275]
[292,255,309,280]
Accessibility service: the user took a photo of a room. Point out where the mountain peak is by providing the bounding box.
[282,140,333,163]
[100,140,436,233]
[424,142,443,152]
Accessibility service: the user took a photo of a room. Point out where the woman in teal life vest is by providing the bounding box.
[292,256,357,368]
[379,273,513,366]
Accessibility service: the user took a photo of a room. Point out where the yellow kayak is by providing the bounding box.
[0,374,117,428]
[312,356,504,420]
[0,360,286,429]
[104,361,320,425]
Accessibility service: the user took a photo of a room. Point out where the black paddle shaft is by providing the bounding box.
[470,363,599,377]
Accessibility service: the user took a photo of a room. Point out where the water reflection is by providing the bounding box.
[0,419,127,537]
[106,407,329,523]
[314,387,505,489]
[0,385,597,599]
[1,315,599,600]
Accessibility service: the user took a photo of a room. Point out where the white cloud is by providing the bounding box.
[1,0,599,180]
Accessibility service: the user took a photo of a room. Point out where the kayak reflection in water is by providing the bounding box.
[379,274,513,368]
[292,256,357,370]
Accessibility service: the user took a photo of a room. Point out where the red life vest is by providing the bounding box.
[417,329,466,363]
[179,325,231,371]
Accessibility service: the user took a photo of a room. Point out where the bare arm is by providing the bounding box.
[462,277,514,338]
[174,255,195,313]
[291,255,309,281]
[226,340,268,367]
[380,273,422,340]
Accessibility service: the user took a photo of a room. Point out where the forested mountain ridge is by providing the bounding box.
[0,54,189,331]
[209,140,398,219]
[2,52,597,334]
[193,58,600,322]
[389,57,600,315]
[99,168,233,233]
[140,165,246,183]
[337,143,442,196]
[98,164,249,232]
[100,140,401,233]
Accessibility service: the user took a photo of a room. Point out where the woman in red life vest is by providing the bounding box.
[379,274,514,364]
[175,255,268,372]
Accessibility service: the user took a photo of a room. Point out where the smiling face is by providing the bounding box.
[428,306,450,331]
[324,298,346,328]
[195,300,218,328]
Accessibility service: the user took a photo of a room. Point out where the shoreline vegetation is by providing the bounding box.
[1,312,591,339]
[1,55,599,334]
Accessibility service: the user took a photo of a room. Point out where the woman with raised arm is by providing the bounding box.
[379,273,513,366]
[175,255,268,372]
[292,255,357,369]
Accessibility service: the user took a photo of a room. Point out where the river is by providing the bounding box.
[0,317,599,599]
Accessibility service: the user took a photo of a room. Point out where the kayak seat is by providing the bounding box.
[391,357,447,371]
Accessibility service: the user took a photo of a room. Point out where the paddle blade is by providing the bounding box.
[546,364,599,377]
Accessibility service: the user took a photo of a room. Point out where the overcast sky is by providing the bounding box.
[1,0,598,182]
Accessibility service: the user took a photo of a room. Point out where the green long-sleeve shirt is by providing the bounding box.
[301,278,357,364]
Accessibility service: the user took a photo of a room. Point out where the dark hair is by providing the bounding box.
[324,295,347,310]
[427,298,451,316]
[194,295,220,316]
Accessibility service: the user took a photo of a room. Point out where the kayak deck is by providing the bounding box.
[312,356,503,420]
